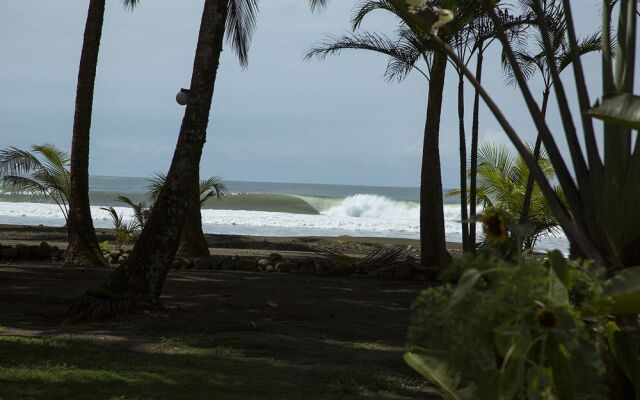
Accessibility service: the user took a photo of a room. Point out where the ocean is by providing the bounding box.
[0,176,569,253]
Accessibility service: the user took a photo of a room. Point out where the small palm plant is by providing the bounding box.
[116,195,150,230]
[0,144,71,221]
[100,206,139,251]
[147,173,226,206]
[450,142,562,250]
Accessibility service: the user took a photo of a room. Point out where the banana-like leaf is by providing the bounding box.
[587,93,640,130]
[448,268,481,309]
[585,266,640,315]
[607,322,640,396]
[404,351,475,400]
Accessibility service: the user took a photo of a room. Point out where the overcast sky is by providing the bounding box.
[0,1,614,187]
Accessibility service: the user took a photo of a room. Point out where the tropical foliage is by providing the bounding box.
[0,144,71,221]
[450,143,561,250]
[407,250,640,399]
[410,0,639,270]
[100,206,139,251]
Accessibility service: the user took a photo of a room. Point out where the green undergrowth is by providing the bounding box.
[0,333,434,400]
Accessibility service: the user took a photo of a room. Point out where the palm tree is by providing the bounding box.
[450,142,562,250]
[454,10,533,252]
[147,173,226,258]
[502,0,601,228]
[67,0,329,320]
[0,144,71,221]
[307,0,516,266]
[65,0,140,268]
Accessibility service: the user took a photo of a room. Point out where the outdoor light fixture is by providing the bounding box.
[176,88,191,105]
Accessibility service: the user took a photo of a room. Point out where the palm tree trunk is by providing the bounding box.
[176,177,210,259]
[518,89,550,237]
[65,0,108,268]
[457,71,469,252]
[67,0,228,319]
[420,51,448,268]
[469,47,483,251]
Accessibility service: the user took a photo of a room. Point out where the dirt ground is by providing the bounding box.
[0,261,430,344]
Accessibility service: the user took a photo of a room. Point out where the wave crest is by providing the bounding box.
[321,194,418,219]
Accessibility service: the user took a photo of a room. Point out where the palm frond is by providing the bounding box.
[146,172,167,205]
[0,147,44,176]
[199,176,227,204]
[226,0,259,67]
[352,0,397,31]
[306,31,425,81]
[121,0,141,11]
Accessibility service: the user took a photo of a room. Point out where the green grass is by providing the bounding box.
[0,333,433,400]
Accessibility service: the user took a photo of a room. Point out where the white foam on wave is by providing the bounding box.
[0,200,568,253]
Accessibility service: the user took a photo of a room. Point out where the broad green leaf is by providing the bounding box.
[585,267,640,315]
[587,93,640,130]
[546,250,572,290]
[493,323,530,359]
[447,269,482,309]
[404,351,475,400]
[607,322,640,396]
[546,339,577,400]
[549,268,570,305]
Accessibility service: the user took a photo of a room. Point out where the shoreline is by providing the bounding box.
[0,223,462,258]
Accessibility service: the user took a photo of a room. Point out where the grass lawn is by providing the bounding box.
[0,263,437,399]
[0,332,432,400]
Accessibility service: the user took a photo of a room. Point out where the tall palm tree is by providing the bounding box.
[65,0,140,268]
[0,144,71,221]
[456,10,531,251]
[307,0,515,266]
[502,0,601,227]
[68,0,329,320]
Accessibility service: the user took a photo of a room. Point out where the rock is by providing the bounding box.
[36,242,53,259]
[218,256,234,270]
[235,258,257,271]
[265,265,275,272]
[171,258,189,270]
[275,261,296,273]
[326,263,355,277]
[18,245,39,259]
[50,247,63,260]
[377,265,395,280]
[257,258,271,268]
[267,253,283,263]
[193,257,212,270]
[1,246,18,259]
[117,255,127,264]
[394,263,418,280]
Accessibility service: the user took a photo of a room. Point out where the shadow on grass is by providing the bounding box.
[0,333,436,400]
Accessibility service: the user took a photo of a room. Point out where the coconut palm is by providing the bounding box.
[502,0,602,228]
[68,0,329,320]
[0,144,71,221]
[307,0,527,264]
[66,0,141,268]
[449,9,531,252]
[450,142,562,250]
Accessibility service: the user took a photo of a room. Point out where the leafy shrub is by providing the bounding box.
[407,254,609,399]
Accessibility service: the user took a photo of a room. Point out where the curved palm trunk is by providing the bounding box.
[469,47,483,251]
[67,0,228,318]
[420,51,448,268]
[176,180,210,259]
[65,0,108,268]
[518,89,550,238]
[457,71,469,252]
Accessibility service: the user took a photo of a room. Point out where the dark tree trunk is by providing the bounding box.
[176,177,210,259]
[420,51,449,268]
[67,0,228,319]
[65,0,108,268]
[518,89,550,235]
[469,47,483,251]
[457,71,470,252]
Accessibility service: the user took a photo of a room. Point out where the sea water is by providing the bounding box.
[0,176,569,253]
